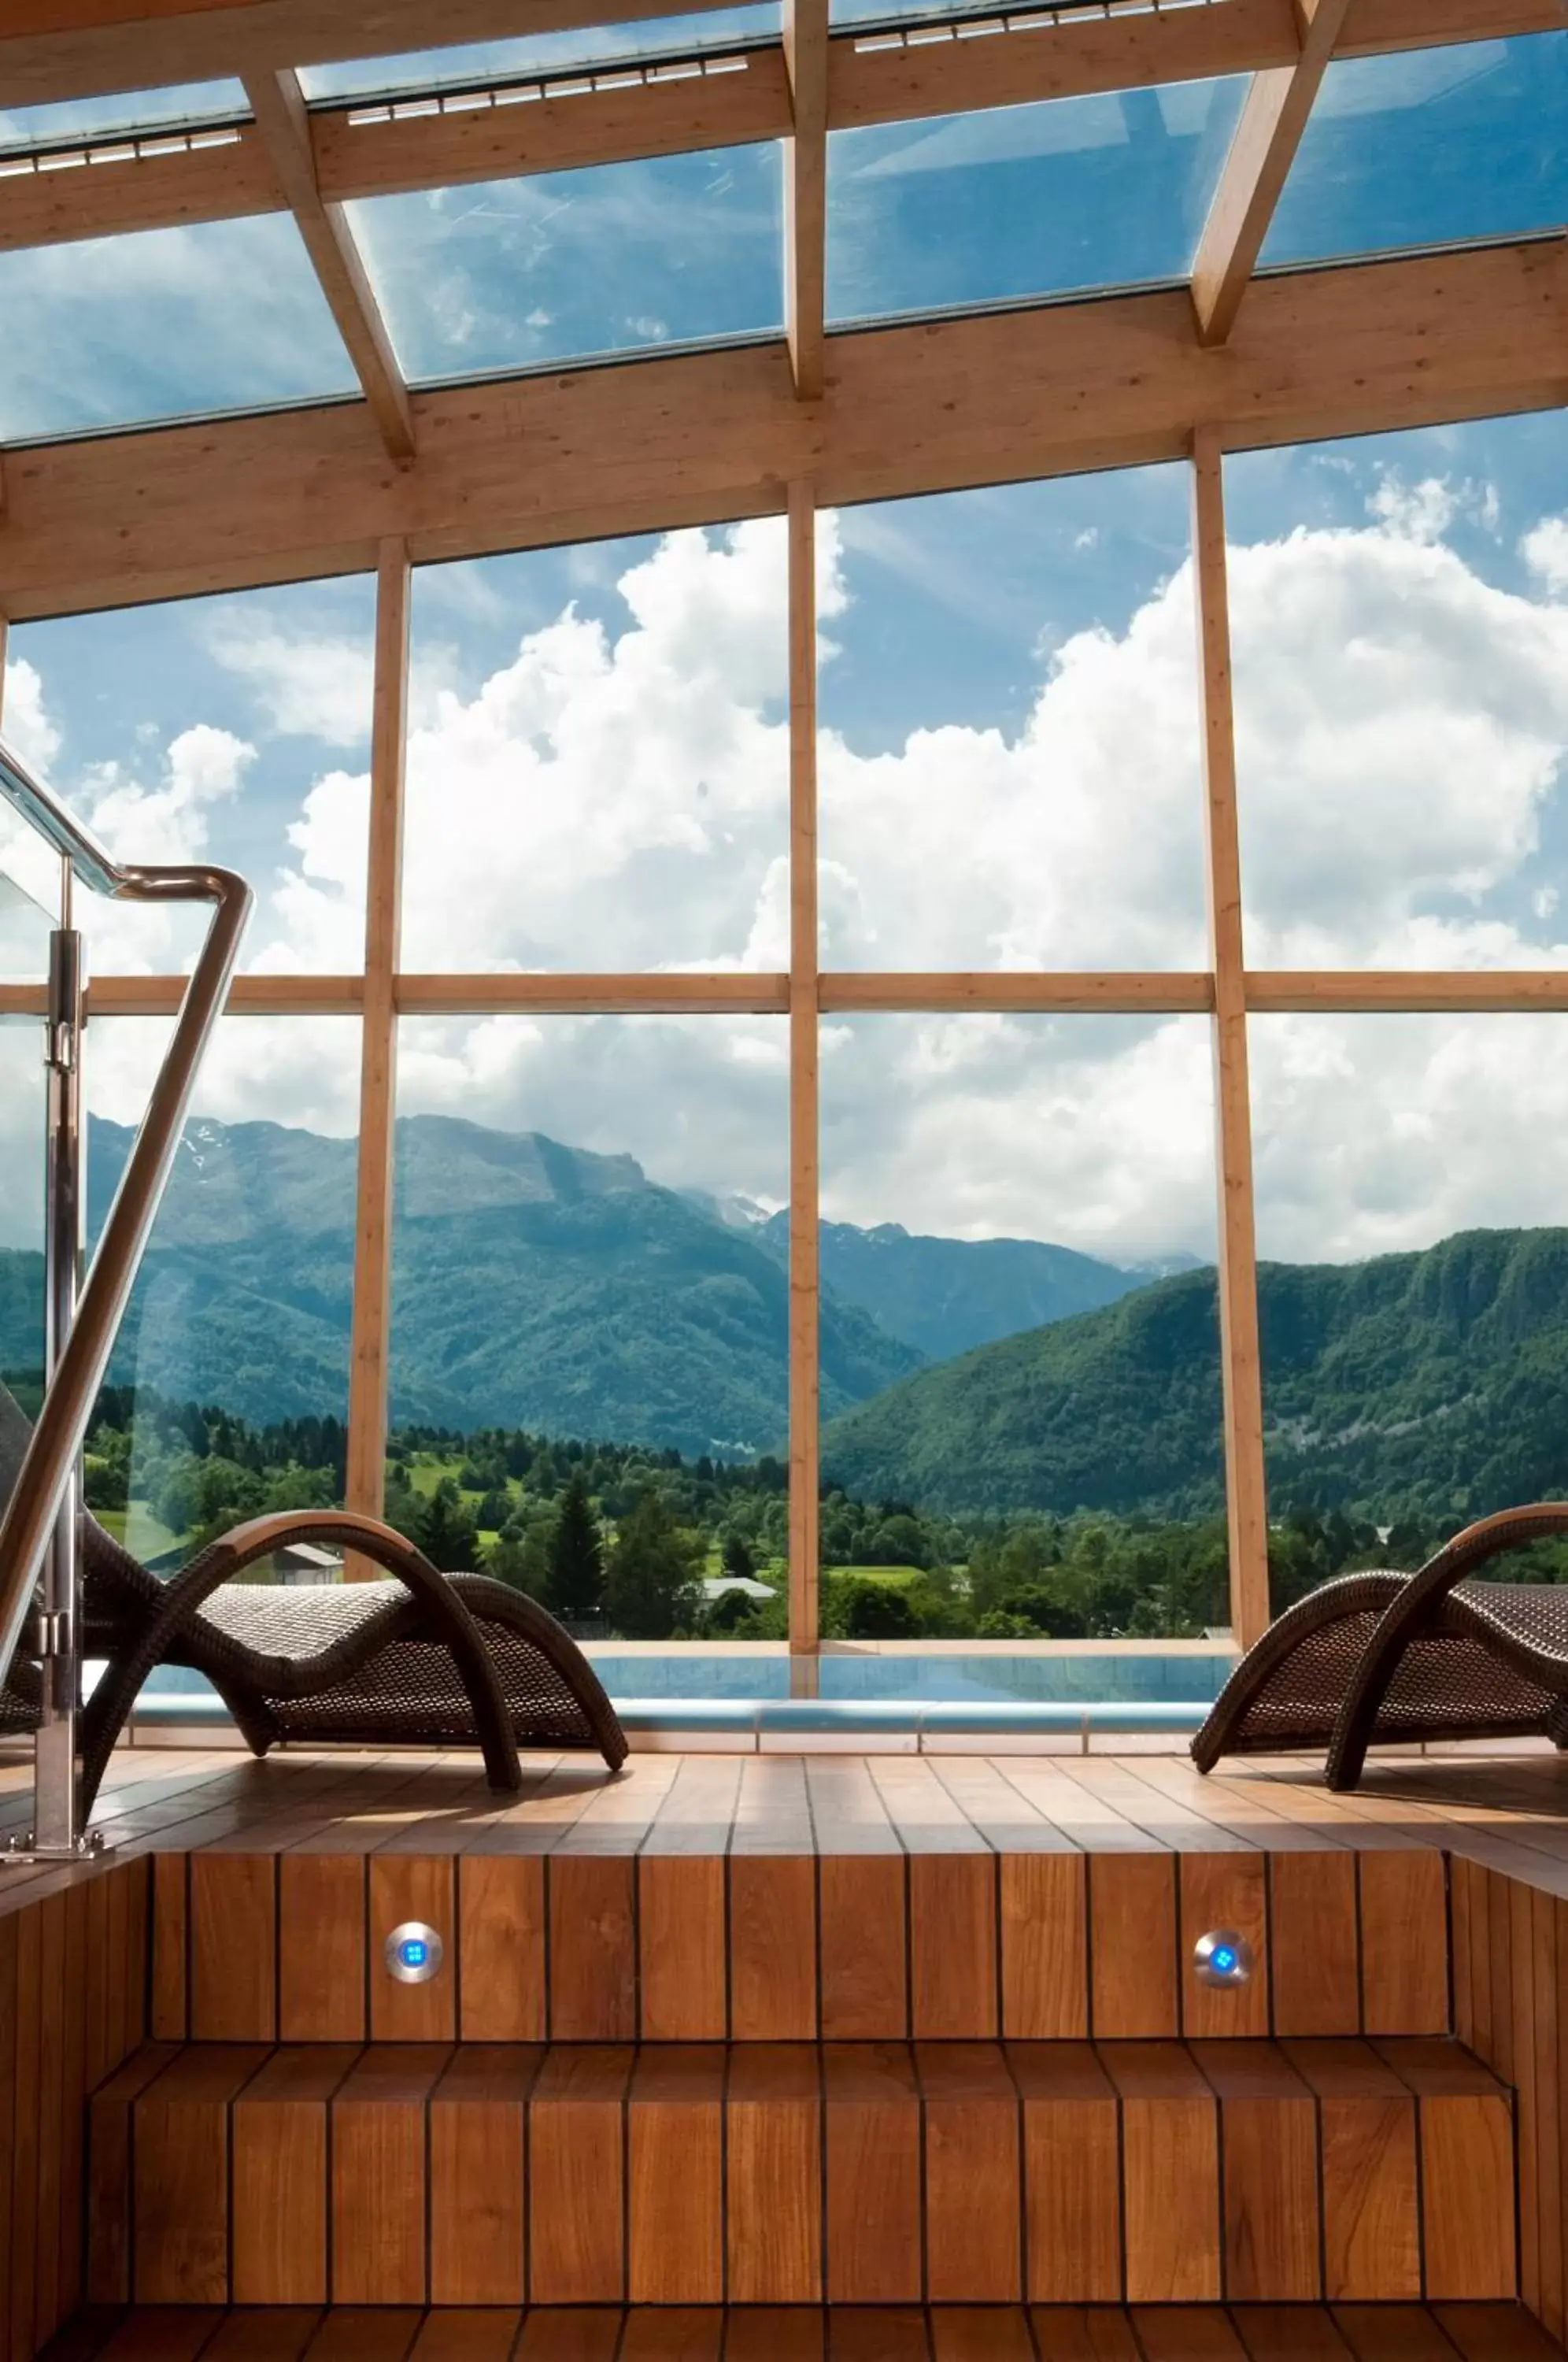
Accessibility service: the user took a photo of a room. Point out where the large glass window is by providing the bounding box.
[818,472,1207,968]
[0,80,246,149]
[827,77,1248,323]
[297,6,779,98]
[1228,415,1568,972]
[818,1013,1225,1644]
[402,524,788,972]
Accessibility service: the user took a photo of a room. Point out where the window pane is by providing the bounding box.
[818,473,1207,968]
[1228,413,1568,971]
[298,6,778,97]
[0,80,246,149]
[8,576,377,976]
[0,1013,47,1412]
[392,1013,790,1638]
[85,1016,360,1569]
[1263,35,1568,270]
[1250,1013,1568,1606]
[0,216,359,439]
[350,144,782,382]
[403,524,787,972]
[827,77,1247,321]
[819,1013,1226,1649]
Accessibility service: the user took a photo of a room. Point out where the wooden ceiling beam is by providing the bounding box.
[783,0,829,399]
[1,238,1563,620]
[240,64,415,461]
[1189,0,1354,348]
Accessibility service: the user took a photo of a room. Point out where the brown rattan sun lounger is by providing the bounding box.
[0,1386,627,1813]
[1192,1501,1568,1790]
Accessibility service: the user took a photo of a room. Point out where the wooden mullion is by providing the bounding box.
[783,0,829,400]
[343,538,410,1578]
[1192,428,1270,1652]
[788,480,821,1667]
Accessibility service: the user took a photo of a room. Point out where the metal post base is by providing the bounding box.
[2,1827,112,1865]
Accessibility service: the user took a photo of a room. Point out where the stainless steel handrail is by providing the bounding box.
[0,737,253,1701]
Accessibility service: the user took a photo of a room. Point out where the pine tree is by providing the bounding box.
[546,1471,605,1622]
[604,1488,702,1639]
[416,1478,481,1570]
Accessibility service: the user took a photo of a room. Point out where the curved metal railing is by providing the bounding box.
[0,737,252,1723]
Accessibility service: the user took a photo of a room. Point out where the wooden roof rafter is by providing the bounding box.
[783,0,829,398]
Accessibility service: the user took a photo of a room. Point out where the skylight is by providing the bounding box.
[297,6,781,102]
[0,79,247,153]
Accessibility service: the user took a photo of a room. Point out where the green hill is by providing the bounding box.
[820,1227,1568,1526]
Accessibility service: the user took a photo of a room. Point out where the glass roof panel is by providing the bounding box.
[298,6,778,99]
[0,216,359,442]
[0,79,246,151]
[827,75,1248,324]
[349,144,782,381]
[1262,33,1568,268]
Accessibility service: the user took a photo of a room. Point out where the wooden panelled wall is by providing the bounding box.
[1,1860,149,2362]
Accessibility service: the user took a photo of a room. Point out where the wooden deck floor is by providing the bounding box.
[7,1739,1568,1910]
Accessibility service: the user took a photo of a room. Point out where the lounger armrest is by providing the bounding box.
[1326,1501,1568,1790]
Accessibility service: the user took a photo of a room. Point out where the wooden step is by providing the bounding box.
[39,2303,1568,2362]
[89,2037,1517,2312]
[148,1846,1455,2049]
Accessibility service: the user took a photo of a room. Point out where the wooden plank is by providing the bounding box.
[1180,1853,1270,2038]
[457,1855,546,2042]
[1030,2314,1141,2362]
[0,1911,13,2362]
[231,2043,357,2304]
[527,2045,632,2304]
[1008,2042,1121,2303]
[1100,2039,1221,2302]
[1331,2308,1468,2362]
[782,0,827,399]
[149,1856,187,2042]
[917,2042,1023,2305]
[828,2315,931,2362]
[723,2314,825,2362]
[1228,2312,1354,2362]
[627,2045,725,2305]
[1511,1873,1539,2314]
[368,1855,455,2041]
[428,2042,538,2305]
[638,1856,727,2040]
[133,2042,268,2301]
[820,1851,908,2038]
[727,2043,823,2304]
[1192,426,1270,1652]
[189,1853,276,2041]
[1431,2305,1568,2362]
[344,535,410,1568]
[198,2312,325,2362]
[305,2310,423,2362]
[7,242,1568,622]
[1190,0,1357,346]
[911,1853,997,2039]
[55,1883,91,2336]
[407,2318,523,2362]
[1001,1853,1088,2040]
[515,2317,623,2362]
[929,2312,1036,2362]
[33,1892,68,2353]
[1089,1853,1178,2037]
[1283,2038,1419,2300]
[1270,1853,1361,2035]
[730,1854,817,2039]
[1359,1853,1449,2034]
[279,1853,367,2042]
[1131,2307,1248,2362]
[1193,2038,1321,2298]
[1376,2038,1518,2299]
[548,1855,637,2041]
[787,475,820,1660]
[1536,1887,1563,2345]
[86,2042,179,2305]
[617,2316,723,2362]
[330,2043,449,2305]
[823,2041,923,2305]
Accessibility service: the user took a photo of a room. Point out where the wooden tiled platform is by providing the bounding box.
[37,2308,1568,2362]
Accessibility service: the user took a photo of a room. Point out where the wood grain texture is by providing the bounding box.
[827,2313,932,2362]
[918,2040,1023,2304]
[1359,1853,1449,2034]
[459,1856,546,2042]
[930,2309,1037,2362]
[549,1856,637,2042]
[515,2315,623,2362]
[1002,1853,1089,2039]
[1181,1853,1269,2038]
[1285,2038,1419,2300]
[1089,1854,1179,2038]
[617,2315,724,2362]
[638,1856,727,2040]
[727,2044,823,2304]
[1194,2038,1320,2299]
[1010,2041,1122,2302]
[150,1854,187,2042]
[723,2312,826,2362]
[819,1851,908,2038]
[911,1853,997,2039]
[1100,2039,1221,2301]
[368,1857,455,2042]
[729,1854,816,2039]
[279,1853,367,2042]
[628,2046,726,2305]
[231,2043,357,2304]
[428,2043,538,2305]
[823,2041,922,2304]
[331,2045,449,2305]
[1378,2039,1517,2299]
[527,2045,632,2305]
[133,2043,268,2302]
[190,1854,276,2042]
[1270,1852,1360,2036]
[1030,2311,1142,2362]
[86,2043,179,2305]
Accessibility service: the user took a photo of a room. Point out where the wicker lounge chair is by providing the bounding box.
[0,1385,627,1814]
[1192,1501,1568,1790]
